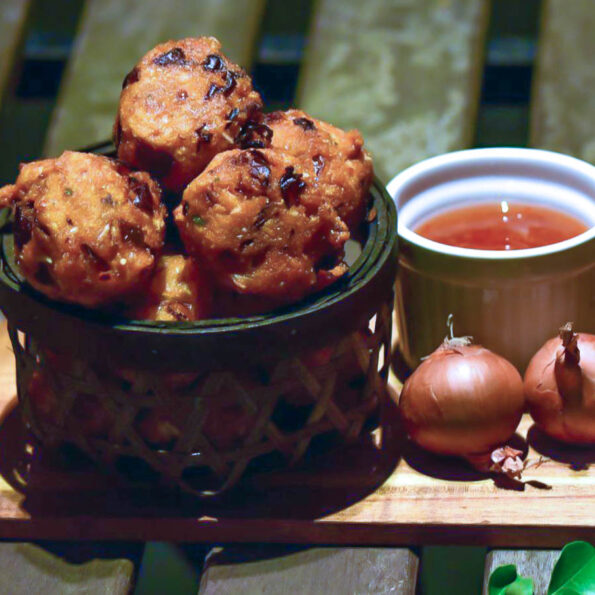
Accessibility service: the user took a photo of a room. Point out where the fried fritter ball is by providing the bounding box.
[126,252,213,321]
[0,151,166,308]
[263,109,373,229]
[115,37,264,193]
[174,148,350,303]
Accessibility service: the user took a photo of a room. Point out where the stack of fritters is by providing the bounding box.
[0,36,373,317]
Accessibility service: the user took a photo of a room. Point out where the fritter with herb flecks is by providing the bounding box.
[115,37,265,192]
[0,151,166,307]
[174,148,350,303]
[264,109,373,230]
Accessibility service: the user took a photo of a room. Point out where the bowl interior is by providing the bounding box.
[388,147,595,260]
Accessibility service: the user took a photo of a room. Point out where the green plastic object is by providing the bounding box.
[548,541,595,595]
[488,564,534,595]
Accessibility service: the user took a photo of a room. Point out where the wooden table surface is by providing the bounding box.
[0,321,592,547]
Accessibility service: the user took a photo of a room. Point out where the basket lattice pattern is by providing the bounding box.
[10,299,393,496]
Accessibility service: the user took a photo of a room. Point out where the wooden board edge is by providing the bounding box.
[0,519,592,547]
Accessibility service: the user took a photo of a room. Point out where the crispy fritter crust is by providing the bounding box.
[174,148,350,302]
[263,109,373,229]
[2,151,166,307]
[115,37,264,192]
[126,253,213,321]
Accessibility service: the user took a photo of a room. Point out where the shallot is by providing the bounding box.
[524,323,595,445]
[399,316,525,460]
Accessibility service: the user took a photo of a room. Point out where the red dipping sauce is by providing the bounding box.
[414,201,589,250]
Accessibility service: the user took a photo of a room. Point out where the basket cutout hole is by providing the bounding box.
[116,455,161,483]
[368,314,378,334]
[378,344,386,371]
[16,330,26,351]
[134,408,180,451]
[272,400,313,432]
[181,464,222,492]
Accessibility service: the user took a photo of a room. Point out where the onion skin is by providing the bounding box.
[399,343,525,457]
[524,330,595,445]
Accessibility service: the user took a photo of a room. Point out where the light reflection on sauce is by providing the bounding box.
[414,202,589,250]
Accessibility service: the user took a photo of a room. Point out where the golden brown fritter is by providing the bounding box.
[1,151,166,307]
[263,109,373,229]
[115,37,264,193]
[126,252,213,321]
[174,148,350,303]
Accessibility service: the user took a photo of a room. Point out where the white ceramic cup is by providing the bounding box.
[387,148,595,372]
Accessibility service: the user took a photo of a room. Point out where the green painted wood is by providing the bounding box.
[297,0,490,183]
[475,105,529,148]
[44,0,266,156]
[0,1,31,107]
[199,546,419,594]
[135,543,206,595]
[530,0,595,162]
[0,542,134,594]
[421,546,487,595]
[482,550,559,595]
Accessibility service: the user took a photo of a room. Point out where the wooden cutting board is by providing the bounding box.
[0,321,592,546]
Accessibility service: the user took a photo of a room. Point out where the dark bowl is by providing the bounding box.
[0,175,397,373]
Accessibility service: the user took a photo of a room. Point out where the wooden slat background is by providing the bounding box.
[199,546,419,594]
[43,0,266,156]
[0,542,134,594]
[0,1,31,107]
[530,0,595,162]
[298,0,489,182]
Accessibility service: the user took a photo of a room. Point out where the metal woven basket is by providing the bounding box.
[0,175,397,496]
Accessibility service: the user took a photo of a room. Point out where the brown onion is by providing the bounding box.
[399,317,525,458]
[524,323,595,445]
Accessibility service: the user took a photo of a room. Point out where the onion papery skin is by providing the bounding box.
[399,344,525,457]
[524,333,595,445]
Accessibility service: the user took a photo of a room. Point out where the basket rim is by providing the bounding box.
[0,172,397,338]
[0,146,397,370]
